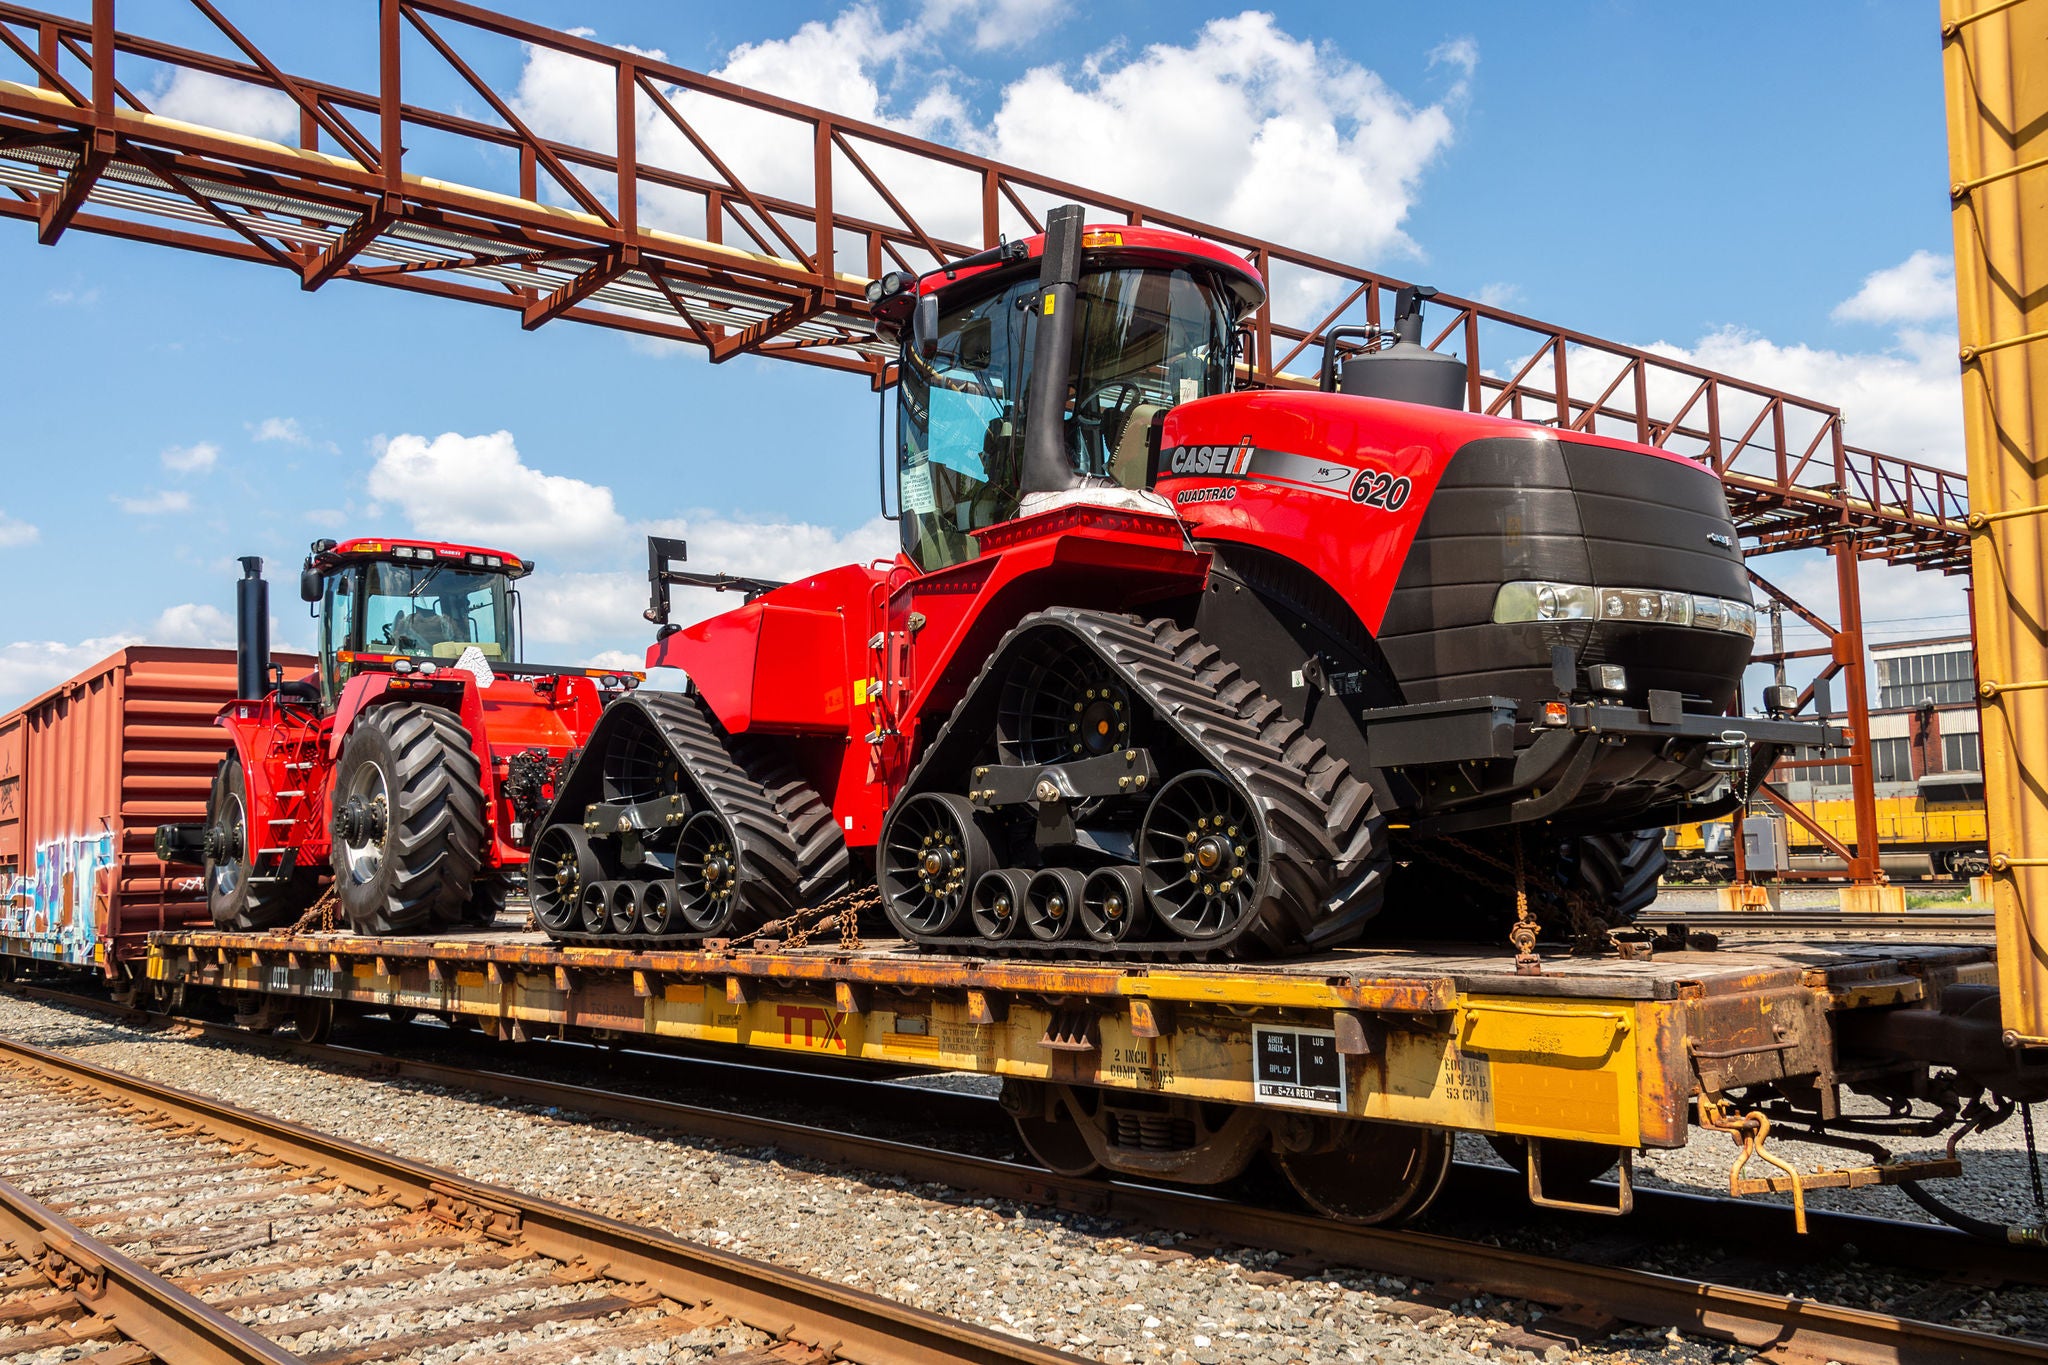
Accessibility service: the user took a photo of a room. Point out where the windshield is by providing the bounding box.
[898,264,1239,571]
[360,562,514,661]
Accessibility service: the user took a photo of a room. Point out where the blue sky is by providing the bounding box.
[0,1,1968,707]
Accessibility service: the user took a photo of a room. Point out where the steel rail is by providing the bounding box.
[1652,910,1996,934]
[5,987,2043,1364]
[0,1034,1085,1365]
[0,1177,299,1364]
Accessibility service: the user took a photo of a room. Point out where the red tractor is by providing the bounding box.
[157,538,637,935]
[520,204,1831,957]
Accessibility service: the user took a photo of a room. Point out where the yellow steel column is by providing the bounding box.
[1944,0,2048,1043]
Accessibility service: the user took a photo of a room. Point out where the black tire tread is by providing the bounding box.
[333,703,486,935]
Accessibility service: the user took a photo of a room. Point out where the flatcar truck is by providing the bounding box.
[156,539,638,936]
[526,206,1833,958]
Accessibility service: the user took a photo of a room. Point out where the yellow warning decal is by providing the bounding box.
[1043,293,1056,315]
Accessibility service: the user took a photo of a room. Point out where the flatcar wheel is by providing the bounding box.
[1005,1084,1102,1178]
[1276,1120,1453,1225]
[528,824,606,933]
[640,879,683,935]
[675,811,744,934]
[1081,865,1150,943]
[1025,867,1085,941]
[578,881,611,934]
[1139,770,1263,940]
[970,869,1031,940]
[880,793,991,937]
[607,881,642,936]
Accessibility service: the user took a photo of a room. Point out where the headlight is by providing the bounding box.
[1494,580,1756,636]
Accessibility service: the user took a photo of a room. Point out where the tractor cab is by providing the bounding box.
[299,537,531,706]
[870,222,1264,572]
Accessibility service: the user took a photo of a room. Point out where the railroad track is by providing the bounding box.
[0,1033,1082,1365]
[7,982,2047,1364]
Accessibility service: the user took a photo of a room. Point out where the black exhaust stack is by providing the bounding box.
[235,555,272,701]
[1020,202,1090,495]
[1321,285,1469,411]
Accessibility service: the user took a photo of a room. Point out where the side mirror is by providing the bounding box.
[914,293,940,360]
[300,564,324,603]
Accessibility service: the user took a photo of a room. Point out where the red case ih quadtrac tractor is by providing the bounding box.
[155,539,638,935]
[521,203,1833,958]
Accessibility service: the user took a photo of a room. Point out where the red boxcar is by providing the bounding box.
[0,647,312,971]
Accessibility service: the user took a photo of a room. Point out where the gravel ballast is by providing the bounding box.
[0,990,2036,1363]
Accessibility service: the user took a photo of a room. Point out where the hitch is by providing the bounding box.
[643,535,786,625]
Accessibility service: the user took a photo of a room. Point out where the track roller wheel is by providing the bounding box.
[578,881,612,934]
[880,793,990,938]
[675,811,746,934]
[205,754,315,930]
[1002,1081,1102,1177]
[1024,867,1085,941]
[640,879,683,935]
[528,824,606,933]
[997,641,1132,765]
[1081,865,1149,943]
[1276,1120,1453,1225]
[330,702,486,935]
[1139,770,1263,941]
[970,869,1029,940]
[608,881,643,935]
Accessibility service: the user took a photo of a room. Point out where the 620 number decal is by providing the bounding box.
[1351,469,1413,510]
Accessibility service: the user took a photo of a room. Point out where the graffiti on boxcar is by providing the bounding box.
[8,831,116,962]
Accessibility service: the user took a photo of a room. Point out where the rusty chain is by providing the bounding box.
[725,884,879,953]
[285,886,340,936]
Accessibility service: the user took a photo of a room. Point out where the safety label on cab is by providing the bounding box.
[1252,1025,1346,1112]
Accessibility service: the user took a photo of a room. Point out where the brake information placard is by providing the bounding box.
[1252,1025,1346,1111]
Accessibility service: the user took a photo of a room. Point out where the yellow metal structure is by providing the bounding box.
[1944,0,2048,1043]
[1670,794,1987,873]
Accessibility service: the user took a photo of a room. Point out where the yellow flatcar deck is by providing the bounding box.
[145,928,1993,1155]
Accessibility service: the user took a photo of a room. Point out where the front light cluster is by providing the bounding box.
[1493,580,1756,638]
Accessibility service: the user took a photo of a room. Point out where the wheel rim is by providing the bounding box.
[640,879,679,934]
[675,811,742,933]
[578,881,610,933]
[608,881,641,935]
[996,637,1132,766]
[970,869,1029,940]
[880,793,989,936]
[527,824,590,932]
[1139,770,1262,939]
[209,792,247,899]
[1278,1121,1453,1225]
[1025,868,1085,941]
[1081,865,1150,944]
[338,759,391,886]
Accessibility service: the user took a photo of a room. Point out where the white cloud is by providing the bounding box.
[45,286,98,306]
[147,603,236,648]
[152,69,298,143]
[1475,281,1522,309]
[366,430,626,559]
[1834,250,1956,326]
[0,510,37,548]
[115,489,193,515]
[250,417,308,445]
[511,9,1463,312]
[0,603,241,711]
[922,0,1069,51]
[161,441,219,473]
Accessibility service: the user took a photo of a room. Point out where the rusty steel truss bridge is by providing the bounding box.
[0,0,1976,881]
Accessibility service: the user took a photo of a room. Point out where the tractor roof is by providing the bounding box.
[312,537,533,577]
[916,223,1265,315]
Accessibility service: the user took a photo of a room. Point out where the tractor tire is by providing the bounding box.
[330,703,486,936]
[205,754,315,931]
[463,874,508,928]
[1561,828,1667,930]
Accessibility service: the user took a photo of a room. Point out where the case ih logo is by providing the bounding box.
[777,1004,846,1051]
[1166,440,1254,477]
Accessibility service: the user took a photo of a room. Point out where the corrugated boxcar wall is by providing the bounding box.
[2,647,313,969]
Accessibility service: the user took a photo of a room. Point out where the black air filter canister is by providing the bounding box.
[235,556,271,700]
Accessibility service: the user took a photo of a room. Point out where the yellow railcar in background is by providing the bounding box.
[1668,775,1988,881]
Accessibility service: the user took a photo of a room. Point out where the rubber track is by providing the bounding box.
[890,608,1387,960]
[541,691,850,947]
